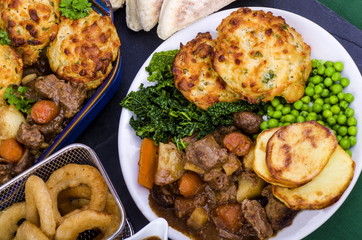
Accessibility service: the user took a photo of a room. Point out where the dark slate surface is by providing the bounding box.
[76,0,362,238]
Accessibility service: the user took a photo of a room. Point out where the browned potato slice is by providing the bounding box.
[266,121,337,186]
[253,127,298,188]
[272,145,355,210]
[154,142,185,185]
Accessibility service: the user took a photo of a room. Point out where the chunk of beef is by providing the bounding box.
[37,108,65,138]
[242,199,273,240]
[261,186,299,231]
[34,74,87,118]
[233,111,263,135]
[212,125,238,146]
[185,134,228,172]
[204,168,231,190]
[16,123,44,148]
[150,182,179,207]
[0,163,15,185]
[174,195,206,218]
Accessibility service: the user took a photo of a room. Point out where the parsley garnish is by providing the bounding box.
[59,0,92,20]
[3,86,36,114]
[0,29,11,45]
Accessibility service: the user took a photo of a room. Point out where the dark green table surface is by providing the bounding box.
[76,0,362,239]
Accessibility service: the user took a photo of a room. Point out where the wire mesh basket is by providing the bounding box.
[0,143,134,239]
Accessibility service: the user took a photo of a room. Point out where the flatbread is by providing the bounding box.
[137,0,163,31]
[126,0,142,31]
[157,0,236,39]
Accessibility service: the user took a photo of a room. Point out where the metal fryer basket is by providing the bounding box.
[0,143,133,239]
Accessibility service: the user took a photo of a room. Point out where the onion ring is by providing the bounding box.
[25,175,56,238]
[13,221,49,240]
[55,210,115,240]
[46,164,108,225]
[58,198,90,216]
[0,202,26,240]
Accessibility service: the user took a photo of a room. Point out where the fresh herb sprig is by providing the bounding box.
[3,86,36,114]
[59,0,92,20]
[0,29,11,45]
[121,50,260,149]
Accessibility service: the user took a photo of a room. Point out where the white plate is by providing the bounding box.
[118,7,362,240]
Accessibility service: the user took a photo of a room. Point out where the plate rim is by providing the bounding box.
[118,6,362,240]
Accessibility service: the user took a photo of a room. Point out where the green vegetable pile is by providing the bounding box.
[260,60,357,155]
[120,50,259,149]
[59,0,92,20]
[3,86,36,114]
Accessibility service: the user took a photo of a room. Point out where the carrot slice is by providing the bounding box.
[138,138,158,189]
[178,172,204,197]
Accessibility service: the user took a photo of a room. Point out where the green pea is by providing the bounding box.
[281,106,291,115]
[285,114,296,123]
[344,93,354,103]
[345,108,354,117]
[315,98,324,105]
[293,100,303,110]
[280,116,285,123]
[347,116,357,126]
[268,119,279,128]
[331,72,341,81]
[291,110,299,117]
[333,61,344,71]
[260,121,269,130]
[337,115,347,125]
[340,77,350,88]
[317,65,326,75]
[329,95,339,104]
[322,103,331,111]
[322,110,333,118]
[305,86,314,96]
[272,110,282,119]
[312,103,322,113]
[330,105,340,114]
[267,110,274,117]
[306,115,316,121]
[312,75,323,84]
[271,98,280,107]
[301,96,310,103]
[338,126,348,136]
[314,85,323,95]
[296,115,305,123]
[276,104,284,111]
[349,136,357,146]
[301,104,310,111]
[337,92,345,100]
[330,84,343,94]
[326,116,336,125]
[317,120,325,126]
[332,124,340,132]
[300,111,308,117]
[283,122,290,126]
[339,138,351,150]
[325,66,335,77]
[337,135,342,142]
[307,82,315,88]
[346,149,352,156]
[348,126,357,136]
[339,100,349,110]
[324,77,333,87]
[325,61,334,67]
[320,89,330,98]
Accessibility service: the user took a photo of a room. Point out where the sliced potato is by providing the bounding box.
[272,145,355,210]
[0,105,26,141]
[236,171,266,202]
[266,121,337,186]
[253,127,297,188]
[154,142,185,185]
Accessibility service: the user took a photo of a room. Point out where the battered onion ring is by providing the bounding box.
[58,198,90,216]
[46,164,108,225]
[55,210,114,240]
[13,221,49,240]
[0,202,26,240]
[25,175,56,238]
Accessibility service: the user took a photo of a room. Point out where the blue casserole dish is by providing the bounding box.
[37,0,122,161]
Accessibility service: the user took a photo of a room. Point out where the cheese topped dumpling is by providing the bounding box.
[47,10,121,89]
[213,8,312,104]
[1,0,59,66]
[173,32,242,110]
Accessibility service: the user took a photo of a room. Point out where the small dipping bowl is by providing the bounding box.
[125,218,168,240]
